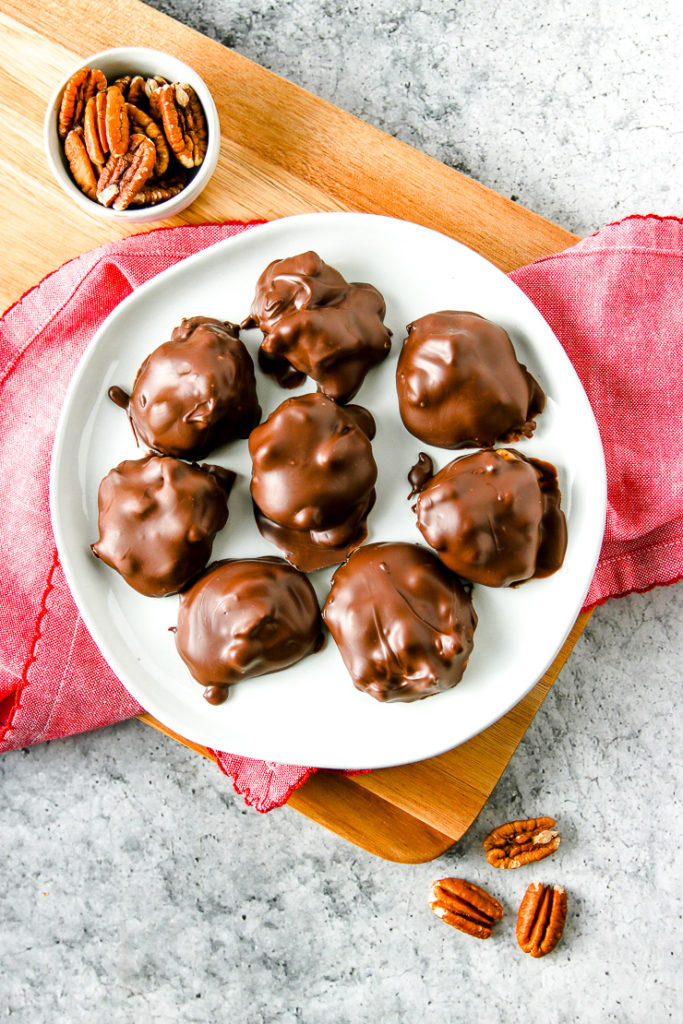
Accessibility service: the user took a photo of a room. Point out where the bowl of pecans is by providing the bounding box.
[44,47,220,222]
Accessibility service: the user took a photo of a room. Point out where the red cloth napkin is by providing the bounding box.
[511,215,683,606]
[1,216,681,811]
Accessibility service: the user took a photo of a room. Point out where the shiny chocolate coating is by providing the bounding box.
[415,448,567,587]
[323,542,477,703]
[249,392,377,572]
[175,557,325,705]
[245,251,392,403]
[111,316,261,459]
[244,251,349,333]
[396,311,545,448]
[91,455,235,597]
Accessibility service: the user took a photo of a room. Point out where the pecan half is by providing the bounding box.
[430,878,503,939]
[130,177,186,205]
[58,67,107,138]
[103,86,130,158]
[158,83,207,168]
[126,104,170,176]
[516,882,567,957]
[96,133,156,210]
[84,87,132,165]
[145,76,168,120]
[83,94,106,166]
[113,74,131,95]
[114,75,146,107]
[64,127,98,200]
[96,89,108,159]
[483,816,560,869]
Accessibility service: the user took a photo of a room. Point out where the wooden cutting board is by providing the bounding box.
[1,0,591,863]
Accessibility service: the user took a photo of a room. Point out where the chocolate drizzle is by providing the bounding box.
[249,392,377,572]
[91,455,234,597]
[396,311,545,449]
[323,542,477,703]
[415,448,567,587]
[175,557,325,704]
[107,385,130,410]
[111,316,261,459]
[246,251,392,403]
[407,452,434,499]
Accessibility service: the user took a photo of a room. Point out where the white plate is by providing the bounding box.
[50,213,606,769]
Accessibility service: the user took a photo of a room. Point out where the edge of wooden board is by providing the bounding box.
[139,609,592,862]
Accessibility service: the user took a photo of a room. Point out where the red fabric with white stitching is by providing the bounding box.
[510,215,683,606]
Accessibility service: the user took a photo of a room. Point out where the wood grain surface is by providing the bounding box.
[1,0,589,863]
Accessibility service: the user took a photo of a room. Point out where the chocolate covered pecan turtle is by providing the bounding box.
[110,316,261,459]
[397,311,544,448]
[245,251,392,404]
[91,455,235,597]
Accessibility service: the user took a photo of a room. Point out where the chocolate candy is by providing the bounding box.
[414,448,567,587]
[91,455,235,596]
[244,251,392,403]
[249,392,377,572]
[323,542,477,703]
[174,557,324,705]
[109,316,261,459]
[396,311,545,448]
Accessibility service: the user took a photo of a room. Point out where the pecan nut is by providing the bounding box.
[64,127,98,200]
[113,74,146,107]
[516,882,567,957]
[430,878,503,939]
[158,83,207,168]
[126,104,170,176]
[83,93,107,166]
[83,86,131,164]
[103,86,130,158]
[145,76,168,120]
[96,133,156,211]
[130,177,186,205]
[483,816,560,869]
[58,67,107,138]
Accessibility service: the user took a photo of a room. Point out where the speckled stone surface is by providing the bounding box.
[2,2,682,1021]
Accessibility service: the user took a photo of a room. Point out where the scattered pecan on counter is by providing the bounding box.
[483,816,561,869]
[431,818,571,956]
[516,882,568,957]
[430,878,503,939]
[56,66,207,210]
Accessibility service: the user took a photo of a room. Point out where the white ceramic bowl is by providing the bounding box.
[43,47,220,223]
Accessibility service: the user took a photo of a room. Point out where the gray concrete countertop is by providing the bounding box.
[2,2,682,1021]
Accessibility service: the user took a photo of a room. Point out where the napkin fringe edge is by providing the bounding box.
[601,213,683,230]
[211,753,315,812]
[583,568,683,612]
[0,548,60,749]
